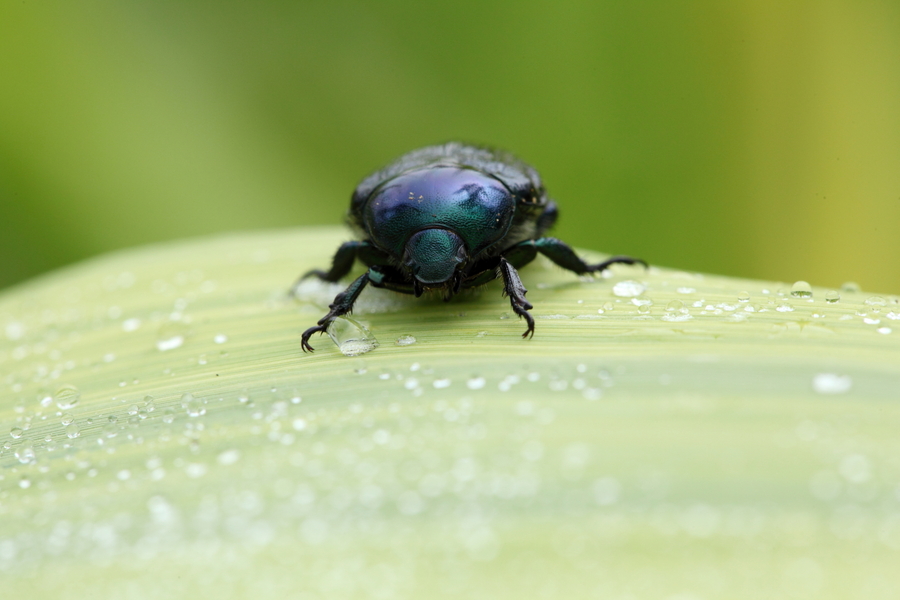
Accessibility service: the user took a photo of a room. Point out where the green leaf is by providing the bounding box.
[2,227,899,598]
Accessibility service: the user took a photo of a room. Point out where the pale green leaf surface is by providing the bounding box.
[1,227,899,599]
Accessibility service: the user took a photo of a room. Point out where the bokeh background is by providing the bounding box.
[1,1,898,294]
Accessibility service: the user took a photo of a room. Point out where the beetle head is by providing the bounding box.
[403,228,468,297]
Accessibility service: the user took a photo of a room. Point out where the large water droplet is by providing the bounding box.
[55,385,81,409]
[790,281,812,298]
[327,317,378,356]
[612,280,646,297]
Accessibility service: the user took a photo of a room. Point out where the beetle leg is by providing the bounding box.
[301,270,372,352]
[291,241,368,297]
[533,238,646,274]
[498,257,535,339]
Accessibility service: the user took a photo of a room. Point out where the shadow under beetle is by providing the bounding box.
[297,143,646,352]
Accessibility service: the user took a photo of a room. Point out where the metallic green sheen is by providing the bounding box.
[362,166,515,257]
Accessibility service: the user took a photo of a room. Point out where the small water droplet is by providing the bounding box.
[637,304,651,314]
[10,427,23,439]
[55,385,81,409]
[601,302,614,312]
[825,290,840,303]
[737,291,750,303]
[433,378,451,389]
[812,373,852,395]
[19,476,31,489]
[65,423,80,438]
[162,409,175,424]
[181,392,206,417]
[865,296,887,307]
[467,376,486,390]
[612,280,646,297]
[841,282,860,293]
[60,413,74,425]
[396,335,417,346]
[15,442,35,464]
[776,302,794,312]
[665,300,684,312]
[676,287,696,294]
[327,317,378,357]
[213,334,228,344]
[156,320,188,351]
[790,281,813,298]
[877,327,892,335]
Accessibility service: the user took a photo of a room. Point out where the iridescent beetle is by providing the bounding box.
[298,143,645,352]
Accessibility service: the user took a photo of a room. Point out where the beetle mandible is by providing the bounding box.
[297,142,646,352]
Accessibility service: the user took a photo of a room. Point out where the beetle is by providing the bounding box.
[297,142,645,352]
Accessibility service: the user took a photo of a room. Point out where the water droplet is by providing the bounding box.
[877,327,892,335]
[65,423,80,439]
[776,302,794,312]
[327,317,378,357]
[865,296,887,307]
[143,395,156,412]
[612,280,646,297]
[181,392,206,417]
[665,300,684,311]
[637,304,651,314]
[396,335,417,346]
[790,281,812,298]
[433,378,451,389]
[601,302,614,312]
[54,385,81,409]
[60,413,74,425]
[162,409,175,424]
[19,476,31,489]
[213,333,228,344]
[9,427,23,439]
[841,282,860,293]
[467,376,486,390]
[122,317,141,332]
[812,373,852,395]
[15,442,35,464]
[825,290,840,303]
[676,287,696,294]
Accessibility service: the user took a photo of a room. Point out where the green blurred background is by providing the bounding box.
[1,1,898,293]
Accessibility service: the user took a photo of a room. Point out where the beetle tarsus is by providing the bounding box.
[300,325,327,353]
[586,255,648,273]
[498,257,535,340]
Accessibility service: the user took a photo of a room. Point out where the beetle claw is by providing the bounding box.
[301,325,327,353]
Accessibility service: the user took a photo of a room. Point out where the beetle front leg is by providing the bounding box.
[534,238,646,275]
[498,257,535,339]
[291,241,368,295]
[301,270,372,352]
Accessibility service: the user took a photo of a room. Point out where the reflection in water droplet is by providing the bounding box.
[396,335,417,346]
[790,281,813,298]
[55,385,81,409]
[612,280,646,297]
[812,373,852,395]
[327,317,378,357]
[825,290,840,303]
